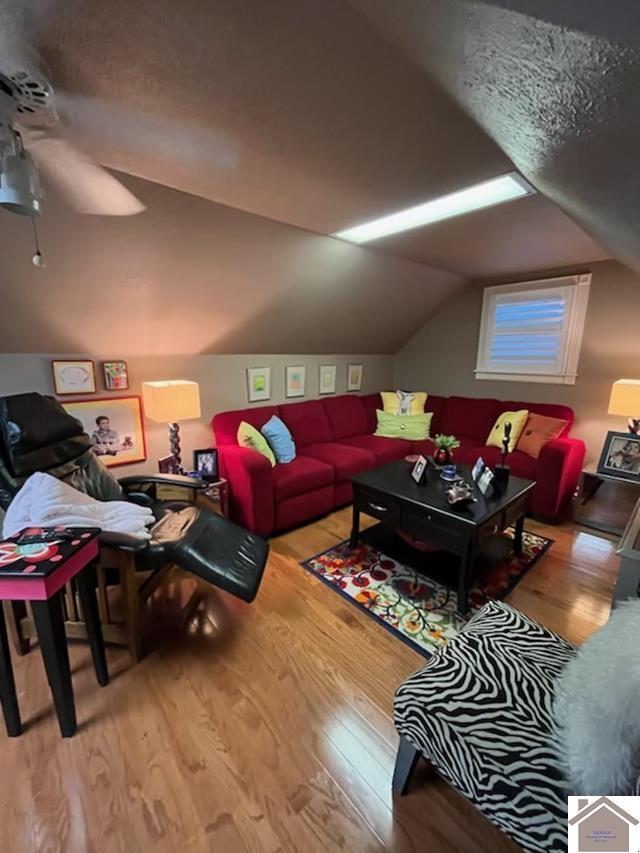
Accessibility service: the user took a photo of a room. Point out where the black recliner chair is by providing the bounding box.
[0,392,269,660]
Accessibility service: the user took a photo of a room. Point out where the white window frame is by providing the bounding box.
[475,273,591,385]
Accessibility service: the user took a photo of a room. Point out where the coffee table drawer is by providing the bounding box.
[356,486,400,524]
[401,506,467,554]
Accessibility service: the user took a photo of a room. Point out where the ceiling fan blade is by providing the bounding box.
[28,136,145,215]
[55,90,239,173]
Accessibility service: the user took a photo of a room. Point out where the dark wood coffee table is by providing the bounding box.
[350,460,535,614]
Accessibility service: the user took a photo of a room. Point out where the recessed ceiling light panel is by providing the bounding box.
[332,172,535,244]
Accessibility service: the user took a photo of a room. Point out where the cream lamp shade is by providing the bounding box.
[142,380,201,423]
[608,379,640,435]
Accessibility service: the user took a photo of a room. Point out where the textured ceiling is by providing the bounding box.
[350,0,639,271]
[2,0,607,274]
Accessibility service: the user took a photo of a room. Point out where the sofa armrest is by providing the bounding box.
[532,437,586,521]
[218,445,274,537]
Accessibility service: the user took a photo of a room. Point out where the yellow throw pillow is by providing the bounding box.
[237,421,276,467]
[486,410,529,453]
[380,390,428,416]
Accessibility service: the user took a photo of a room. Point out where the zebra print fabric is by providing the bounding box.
[394,600,575,853]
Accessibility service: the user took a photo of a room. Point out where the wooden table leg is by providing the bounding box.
[120,555,142,663]
[0,605,22,737]
[513,514,525,557]
[457,540,475,615]
[3,601,30,656]
[349,503,360,549]
[31,593,77,737]
[76,564,109,687]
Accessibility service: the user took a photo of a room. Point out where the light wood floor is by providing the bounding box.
[2,509,619,853]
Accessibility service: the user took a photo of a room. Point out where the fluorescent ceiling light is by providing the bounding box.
[332,172,535,244]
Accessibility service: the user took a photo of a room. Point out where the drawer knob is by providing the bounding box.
[369,502,387,512]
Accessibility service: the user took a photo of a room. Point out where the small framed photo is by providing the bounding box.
[52,360,96,396]
[477,466,495,495]
[411,454,428,486]
[319,364,336,395]
[597,431,640,483]
[247,366,271,403]
[347,363,363,392]
[102,360,129,391]
[286,365,306,398]
[193,448,219,481]
[158,455,177,474]
[471,456,486,482]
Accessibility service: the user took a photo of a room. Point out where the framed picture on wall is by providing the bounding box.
[347,363,363,392]
[319,364,336,395]
[597,431,640,483]
[286,365,306,398]
[102,360,129,391]
[62,396,146,468]
[246,366,271,403]
[52,360,96,395]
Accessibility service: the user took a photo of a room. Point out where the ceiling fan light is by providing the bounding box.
[0,151,42,216]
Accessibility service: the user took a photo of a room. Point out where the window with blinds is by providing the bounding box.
[475,274,591,384]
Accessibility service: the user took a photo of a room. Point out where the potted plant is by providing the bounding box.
[433,434,460,466]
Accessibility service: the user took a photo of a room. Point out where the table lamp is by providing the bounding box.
[608,379,640,435]
[142,380,201,472]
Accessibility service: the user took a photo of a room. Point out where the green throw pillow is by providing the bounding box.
[374,409,432,441]
[237,421,276,466]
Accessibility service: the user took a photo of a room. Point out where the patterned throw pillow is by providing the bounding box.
[517,413,568,458]
[374,410,432,441]
[486,410,529,453]
[237,421,276,466]
[380,390,428,416]
[261,415,296,464]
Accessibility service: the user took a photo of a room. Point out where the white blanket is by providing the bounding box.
[3,472,155,540]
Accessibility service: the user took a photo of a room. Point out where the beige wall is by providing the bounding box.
[0,352,392,477]
[394,260,640,461]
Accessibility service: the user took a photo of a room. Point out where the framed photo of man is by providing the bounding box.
[62,396,146,468]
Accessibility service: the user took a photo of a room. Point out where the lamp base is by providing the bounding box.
[168,422,183,473]
[494,464,510,489]
[628,417,640,435]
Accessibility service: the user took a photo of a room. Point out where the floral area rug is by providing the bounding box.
[300,524,552,658]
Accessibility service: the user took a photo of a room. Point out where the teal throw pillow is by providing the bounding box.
[374,409,432,441]
[261,415,296,463]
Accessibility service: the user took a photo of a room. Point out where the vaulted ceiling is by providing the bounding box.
[0,0,623,354]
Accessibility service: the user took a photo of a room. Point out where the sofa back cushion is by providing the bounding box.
[322,395,368,440]
[425,395,447,435]
[502,400,574,436]
[212,405,280,446]
[441,396,500,441]
[277,400,332,448]
[360,393,381,434]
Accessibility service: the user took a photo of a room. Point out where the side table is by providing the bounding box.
[0,527,108,738]
[197,478,229,518]
[575,463,640,537]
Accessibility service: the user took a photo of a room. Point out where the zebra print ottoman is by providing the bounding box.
[393,600,575,853]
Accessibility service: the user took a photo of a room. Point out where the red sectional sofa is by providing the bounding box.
[212,394,585,537]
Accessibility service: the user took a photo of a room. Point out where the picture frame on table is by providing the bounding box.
[62,396,146,468]
[51,359,96,396]
[471,457,486,482]
[477,466,495,495]
[286,365,306,398]
[246,366,271,403]
[158,455,177,474]
[319,364,336,395]
[597,431,640,483]
[347,363,363,392]
[193,447,219,481]
[102,360,129,391]
[411,454,428,486]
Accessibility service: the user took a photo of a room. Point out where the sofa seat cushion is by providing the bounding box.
[340,434,407,465]
[272,456,334,501]
[410,438,436,457]
[394,601,575,853]
[472,445,537,480]
[300,442,375,481]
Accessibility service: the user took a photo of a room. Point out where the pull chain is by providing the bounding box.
[31,216,45,267]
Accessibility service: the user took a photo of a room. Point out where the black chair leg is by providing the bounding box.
[76,565,109,687]
[392,735,421,795]
[32,593,77,737]
[0,605,22,736]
